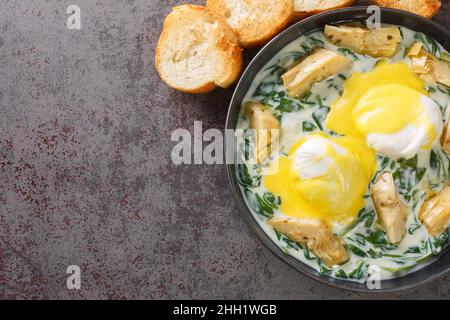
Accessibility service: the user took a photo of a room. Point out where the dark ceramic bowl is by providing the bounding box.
[225,6,450,292]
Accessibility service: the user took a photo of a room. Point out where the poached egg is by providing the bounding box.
[326,62,443,160]
[264,134,376,226]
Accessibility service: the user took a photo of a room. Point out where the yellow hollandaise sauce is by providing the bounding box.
[264,134,376,226]
[326,62,442,157]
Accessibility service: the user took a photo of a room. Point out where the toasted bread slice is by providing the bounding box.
[293,0,354,20]
[206,0,294,48]
[371,0,441,18]
[155,5,243,93]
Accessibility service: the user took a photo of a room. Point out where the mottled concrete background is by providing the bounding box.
[0,0,449,300]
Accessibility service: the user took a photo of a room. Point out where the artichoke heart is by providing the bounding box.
[419,185,450,237]
[281,48,351,98]
[324,25,401,58]
[371,172,407,244]
[245,101,280,164]
[269,217,349,267]
[441,117,450,155]
[408,42,450,87]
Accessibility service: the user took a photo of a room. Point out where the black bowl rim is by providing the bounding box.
[225,6,450,293]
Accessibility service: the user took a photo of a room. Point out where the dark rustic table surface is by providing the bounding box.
[1,0,449,299]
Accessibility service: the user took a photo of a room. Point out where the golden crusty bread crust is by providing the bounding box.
[155,5,243,93]
[371,0,441,18]
[206,0,294,48]
[293,0,354,20]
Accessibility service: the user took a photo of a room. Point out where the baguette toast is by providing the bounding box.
[155,5,243,93]
[371,0,441,18]
[293,0,354,20]
[206,0,294,48]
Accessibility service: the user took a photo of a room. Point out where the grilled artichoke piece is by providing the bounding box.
[269,216,349,267]
[441,119,450,155]
[419,186,450,237]
[442,52,450,64]
[324,25,401,58]
[408,42,450,87]
[246,101,280,163]
[281,48,351,98]
[371,172,407,244]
